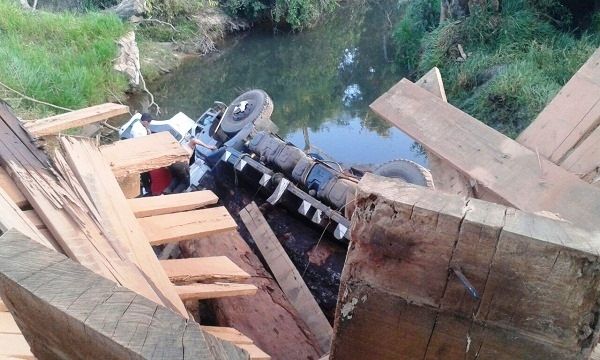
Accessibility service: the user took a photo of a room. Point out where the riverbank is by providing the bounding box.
[395,0,600,137]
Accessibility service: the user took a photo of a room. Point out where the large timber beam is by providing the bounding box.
[330,173,600,360]
[0,229,249,360]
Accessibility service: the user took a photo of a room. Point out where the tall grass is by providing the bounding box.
[0,0,128,116]
[394,0,600,137]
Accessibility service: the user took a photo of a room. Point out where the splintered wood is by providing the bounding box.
[371,78,600,231]
[161,256,251,284]
[100,131,190,179]
[22,103,129,137]
[0,229,250,360]
[58,136,188,317]
[330,174,600,360]
[241,202,332,354]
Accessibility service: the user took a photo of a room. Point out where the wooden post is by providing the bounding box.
[0,229,249,360]
[331,173,600,360]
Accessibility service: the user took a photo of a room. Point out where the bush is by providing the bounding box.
[394,0,600,137]
[393,0,440,70]
[0,0,129,116]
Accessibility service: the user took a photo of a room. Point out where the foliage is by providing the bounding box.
[393,0,440,71]
[394,0,600,137]
[0,0,129,117]
[220,0,337,30]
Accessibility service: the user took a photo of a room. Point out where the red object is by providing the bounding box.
[149,167,172,195]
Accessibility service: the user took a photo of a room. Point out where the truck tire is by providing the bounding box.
[373,159,435,188]
[220,89,274,134]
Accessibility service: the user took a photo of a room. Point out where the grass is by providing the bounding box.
[394,0,600,137]
[0,0,129,118]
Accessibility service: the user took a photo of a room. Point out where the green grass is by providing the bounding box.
[0,0,129,117]
[394,0,600,137]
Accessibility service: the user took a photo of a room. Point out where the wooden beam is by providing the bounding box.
[0,167,27,208]
[161,256,251,284]
[331,174,600,359]
[0,333,33,359]
[139,207,237,246]
[175,283,257,301]
[22,103,129,137]
[128,190,219,217]
[59,136,188,318]
[517,47,600,163]
[0,229,250,360]
[201,326,272,360]
[240,202,332,354]
[415,68,473,199]
[100,131,190,179]
[371,78,600,231]
[22,210,45,229]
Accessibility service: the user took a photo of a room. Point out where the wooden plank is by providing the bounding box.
[0,229,250,360]
[22,103,129,137]
[139,207,237,246]
[179,231,323,360]
[240,202,332,354]
[0,167,27,208]
[100,131,190,179]
[202,327,255,345]
[331,174,600,359]
[0,300,7,312]
[0,312,21,334]
[0,186,56,249]
[371,78,600,231]
[175,283,257,301]
[118,173,140,199]
[59,136,188,318]
[517,47,600,163]
[129,190,219,217]
[161,256,251,284]
[415,68,472,198]
[236,344,271,360]
[0,333,33,358]
[559,125,600,180]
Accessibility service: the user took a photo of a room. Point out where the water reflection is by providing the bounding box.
[150,0,425,167]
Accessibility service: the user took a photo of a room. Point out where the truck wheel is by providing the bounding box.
[220,89,274,134]
[373,159,435,188]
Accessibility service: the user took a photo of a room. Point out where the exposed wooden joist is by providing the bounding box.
[128,190,219,218]
[175,283,258,301]
[139,207,237,246]
[0,167,28,208]
[100,131,190,179]
[178,231,323,360]
[0,229,250,360]
[161,256,251,284]
[240,202,332,354]
[22,103,129,137]
[415,67,472,199]
[59,136,188,318]
[371,78,600,231]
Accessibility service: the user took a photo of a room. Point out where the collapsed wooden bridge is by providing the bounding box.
[3,47,600,360]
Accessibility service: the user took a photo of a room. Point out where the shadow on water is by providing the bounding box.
[150,0,425,168]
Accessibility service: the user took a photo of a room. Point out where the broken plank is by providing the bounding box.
[59,136,188,318]
[240,202,332,354]
[0,229,250,360]
[161,256,250,284]
[139,207,237,246]
[371,78,600,231]
[128,190,219,217]
[22,103,129,137]
[175,283,257,301]
[100,131,190,179]
[517,47,600,163]
[0,167,27,208]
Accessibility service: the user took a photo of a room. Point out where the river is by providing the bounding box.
[150,0,425,168]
